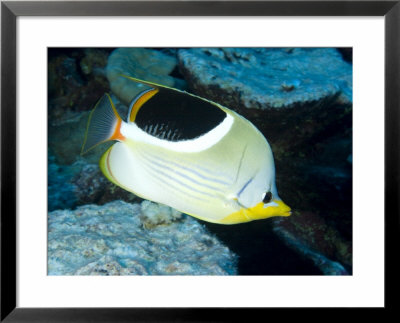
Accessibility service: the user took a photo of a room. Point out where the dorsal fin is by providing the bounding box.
[81,94,125,154]
[120,74,177,91]
[127,88,159,123]
[120,74,222,106]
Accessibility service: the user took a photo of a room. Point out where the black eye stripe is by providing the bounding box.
[263,192,273,203]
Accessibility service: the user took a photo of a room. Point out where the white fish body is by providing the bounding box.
[83,76,291,224]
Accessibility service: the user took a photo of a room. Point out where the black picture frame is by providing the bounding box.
[1,1,398,321]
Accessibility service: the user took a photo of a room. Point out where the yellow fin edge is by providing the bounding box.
[99,145,121,187]
[99,144,153,202]
[128,88,159,123]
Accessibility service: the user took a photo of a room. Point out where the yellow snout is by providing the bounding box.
[220,199,291,224]
[248,199,291,220]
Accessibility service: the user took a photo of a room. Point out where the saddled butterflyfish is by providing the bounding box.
[82,76,291,224]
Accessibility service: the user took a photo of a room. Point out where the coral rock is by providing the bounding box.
[140,200,182,228]
[272,211,352,275]
[48,154,141,211]
[48,201,237,275]
[106,48,184,105]
[178,48,352,110]
[48,48,110,117]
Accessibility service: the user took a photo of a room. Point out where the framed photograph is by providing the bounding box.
[1,0,398,321]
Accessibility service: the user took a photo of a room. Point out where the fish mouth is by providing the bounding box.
[244,199,292,220]
[277,200,291,217]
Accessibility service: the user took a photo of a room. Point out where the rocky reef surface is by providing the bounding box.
[48,47,352,275]
[106,48,186,105]
[48,48,110,119]
[272,211,351,275]
[178,48,352,110]
[48,151,140,212]
[48,201,237,275]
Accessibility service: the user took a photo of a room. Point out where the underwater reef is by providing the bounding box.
[106,48,186,105]
[48,201,237,275]
[48,47,352,275]
[178,48,352,110]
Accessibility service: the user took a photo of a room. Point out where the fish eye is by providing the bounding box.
[262,192,273,204]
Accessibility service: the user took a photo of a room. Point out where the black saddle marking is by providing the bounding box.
[134,88,227,142]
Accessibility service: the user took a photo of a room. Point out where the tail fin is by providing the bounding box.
[81,94,125,154]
